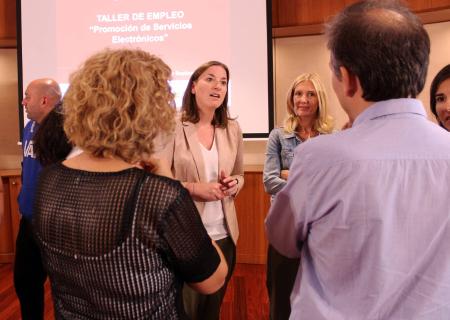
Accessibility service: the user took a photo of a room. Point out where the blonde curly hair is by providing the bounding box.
[63,49,176,163]
[284,72,334,134]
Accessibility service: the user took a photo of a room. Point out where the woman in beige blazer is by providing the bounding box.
[158,61,244,320]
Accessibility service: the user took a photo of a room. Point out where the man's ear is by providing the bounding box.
[339,66,358,97]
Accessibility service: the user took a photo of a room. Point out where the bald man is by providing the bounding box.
[14,79,61,320]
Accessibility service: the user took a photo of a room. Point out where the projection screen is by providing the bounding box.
[17,0,273,139]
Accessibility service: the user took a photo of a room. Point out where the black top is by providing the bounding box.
[34,163,220,319]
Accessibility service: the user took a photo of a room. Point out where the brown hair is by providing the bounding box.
[181,61,231,128]
[326,0,430,101]
[34,102,72,166]
[430,64,450,129]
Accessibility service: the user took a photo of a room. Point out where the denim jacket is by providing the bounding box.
[263,127,304,197]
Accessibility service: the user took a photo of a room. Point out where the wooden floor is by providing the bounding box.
[0,263,269,320]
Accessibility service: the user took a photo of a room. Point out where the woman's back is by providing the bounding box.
[34,164,219,319]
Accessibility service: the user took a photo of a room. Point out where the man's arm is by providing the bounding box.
[265,188,303,258]
[265,149,313,258]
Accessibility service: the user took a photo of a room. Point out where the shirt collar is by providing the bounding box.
[353,98,427,127]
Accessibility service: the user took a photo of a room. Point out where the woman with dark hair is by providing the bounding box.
[33,49,228,319]
[430,64,450,131]
[158,61,244,319]
[33,101,72,166]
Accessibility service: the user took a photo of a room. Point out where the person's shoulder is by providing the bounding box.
[318,127,354,145]
[270,127,284,133]
[226,119,241,130]
[221,119,242,137]
[425,118,450,137]
[297,129,356,165]
[175,113,185,126]
[172,115,191,136]
[142,171,184,194]
[269,127,287,137]
[37,162,63,183]
[270,127,296,141]
[140,172,190,211]
[419,120,450,152]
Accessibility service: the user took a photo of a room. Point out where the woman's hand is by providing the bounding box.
[191,182,226,201]
[280,169,289,180]
[219,170,239,197]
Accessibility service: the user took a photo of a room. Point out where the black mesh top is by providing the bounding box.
[33,163,220,319]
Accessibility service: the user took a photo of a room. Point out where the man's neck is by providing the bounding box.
[346,98,374,123]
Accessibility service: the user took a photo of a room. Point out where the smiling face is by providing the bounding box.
[191,65,228,113]
[435,78,450,131]
[292,80,319,118]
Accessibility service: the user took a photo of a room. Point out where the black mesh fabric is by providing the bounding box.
[33,163,220,320]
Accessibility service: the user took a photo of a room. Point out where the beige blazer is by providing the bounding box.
[157,118,244,244]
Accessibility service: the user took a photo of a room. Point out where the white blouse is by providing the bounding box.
[198,138,228,240]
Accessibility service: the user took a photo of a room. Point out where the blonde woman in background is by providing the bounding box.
[263,72,334,320]
[33,49,227,319]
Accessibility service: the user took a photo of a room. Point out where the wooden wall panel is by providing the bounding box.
[0,0,16,47]
[0,171,21,263]
[271,0,279,29]
[409,0,450,11]
[275,0,298,27]
[8,176,20,253]
[235,171,270,264]
[408,0,435,11]
[0,176,14,263]
[273,0,450,37]
[273,0,358,27]
[433,0,450,7]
